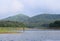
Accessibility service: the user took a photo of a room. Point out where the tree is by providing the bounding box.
[49,20,60,29]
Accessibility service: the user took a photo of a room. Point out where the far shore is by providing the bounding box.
[0,27,60,34]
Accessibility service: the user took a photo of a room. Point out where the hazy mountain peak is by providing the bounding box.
[2,14,30,22]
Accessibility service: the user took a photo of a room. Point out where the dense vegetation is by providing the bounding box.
[1,14,60,29]
[49,21,60,29]
[0,21,26,27]
[27,14,60,28]
[2,14,30,23]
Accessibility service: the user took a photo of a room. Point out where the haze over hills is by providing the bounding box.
[2,14,30,23]
[1,14,60,28]
[28,14,60,23]
[27,14,60,27]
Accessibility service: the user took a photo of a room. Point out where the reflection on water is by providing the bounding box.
[0,30,60,41]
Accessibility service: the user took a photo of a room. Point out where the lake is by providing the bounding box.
[0,30,60,41]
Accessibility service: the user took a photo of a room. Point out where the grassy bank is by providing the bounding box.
[0,27,56,34]
[0,27,26,33]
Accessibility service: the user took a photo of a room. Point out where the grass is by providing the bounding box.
[0,27,50,34]
[0,27,25,33]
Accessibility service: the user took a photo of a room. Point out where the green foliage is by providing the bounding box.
[0,21,26,27]
[1,14,60,28]
[2,14,30,23]
[27,14,60,28]
[49,21,60,29]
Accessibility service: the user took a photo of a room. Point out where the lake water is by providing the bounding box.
[0,30,60,41]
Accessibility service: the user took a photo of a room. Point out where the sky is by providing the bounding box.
[0,0,60,19]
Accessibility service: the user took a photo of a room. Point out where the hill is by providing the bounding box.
[2,14,30,23]
[1,14,60,28]
[27,14,60,28]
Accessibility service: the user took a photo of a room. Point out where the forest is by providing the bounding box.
[49,21,60,29]
[0,21,26,27]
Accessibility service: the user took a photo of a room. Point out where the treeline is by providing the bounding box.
[0,21,26,27]
[49,21,60,29]
[0,20,60,29]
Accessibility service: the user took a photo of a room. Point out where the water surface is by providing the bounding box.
[0,30,60,41]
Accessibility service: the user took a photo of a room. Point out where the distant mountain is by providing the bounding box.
[27,14,60,28]
[1,14,60,28]
[2,14,30,23]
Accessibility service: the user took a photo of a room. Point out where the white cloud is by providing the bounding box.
[10,0,24,12]
[0,0,24,13]
[22,0,60,12]
[19,0,60,16]
[0,0,60,18]
[45,0,60,11]
[0,0,24,19]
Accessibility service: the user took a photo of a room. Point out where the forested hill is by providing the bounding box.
[1,14,60,28]
[2,14,30,23]
[27,14,60,27]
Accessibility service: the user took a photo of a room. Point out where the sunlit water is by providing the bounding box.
[0,30,60,41]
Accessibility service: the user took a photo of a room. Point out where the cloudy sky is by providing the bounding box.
[0,0,60,19]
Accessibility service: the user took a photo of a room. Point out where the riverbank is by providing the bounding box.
[0,32,22,34]
[0,27,24,34]
[0,30,60,41]
[0,27,60,34]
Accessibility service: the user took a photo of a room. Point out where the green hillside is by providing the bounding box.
[27,14,60,28]
[2,14,30,23]
[1,14,60,28]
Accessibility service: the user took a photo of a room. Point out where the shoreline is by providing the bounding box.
[0,28,60,34]
[0,32,22,34]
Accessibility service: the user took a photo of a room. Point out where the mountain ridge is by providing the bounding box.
[27,14,60,27]
[1,14,30,23]
[1,13,60,28]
